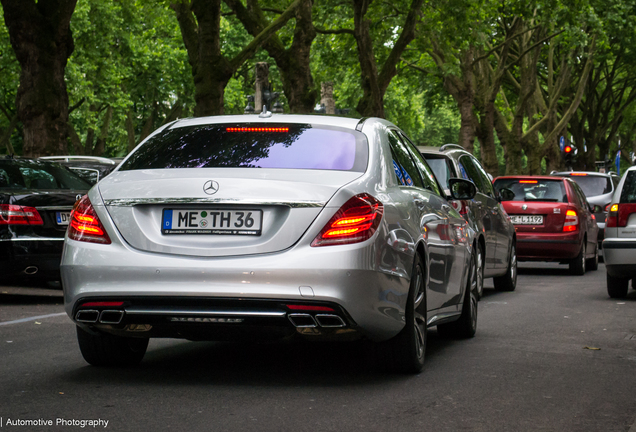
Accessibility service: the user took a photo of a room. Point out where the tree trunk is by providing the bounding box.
[171,0,300,117]
[93,105,113,156]
[0,0,77,157]
[1,113,18,155]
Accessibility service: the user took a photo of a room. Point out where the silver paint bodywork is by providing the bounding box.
[61,115,475,342]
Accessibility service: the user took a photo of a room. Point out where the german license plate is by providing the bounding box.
[56,211,71,225]
[510,215,543,225]
[161,209,262,235]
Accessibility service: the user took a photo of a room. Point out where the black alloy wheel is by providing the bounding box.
[587,243,599,271]
[475,243,484,300]
[494,243,517,291]
[569,242,586,276]
[384,254,427,374]
[437,245,478,338]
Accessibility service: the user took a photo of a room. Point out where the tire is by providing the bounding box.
[437,246,478,339]
[607,274,629,299]
[586,243,599,271]
[494,242,517,292]
[569,242,586,275]
[76,326,148,367]
[383,254,427,374]
[475,242,484,300]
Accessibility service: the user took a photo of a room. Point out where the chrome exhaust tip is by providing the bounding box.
[76,310,99,323]
[99,310,125,324]
[288,313,317,328]
[23,266,38,275]
[315,314,346,328]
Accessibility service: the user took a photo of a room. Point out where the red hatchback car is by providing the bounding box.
[493,176,599,275]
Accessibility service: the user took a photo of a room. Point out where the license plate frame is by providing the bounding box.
[510,215,544,225]
[56,211,71,226]
[161,208,263,236]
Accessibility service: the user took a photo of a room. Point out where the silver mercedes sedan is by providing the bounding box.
[61,114,479,373]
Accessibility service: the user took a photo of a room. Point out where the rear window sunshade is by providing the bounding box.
[620,171,636,203]
[120,123,368,172]
[494,178,567,202]
[566,175,612,197]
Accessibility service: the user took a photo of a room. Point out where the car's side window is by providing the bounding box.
[387,131,424,188]
[458,155,486,194]
[470,156,495,197]
[567,181,583,207]
[398,132,442,196]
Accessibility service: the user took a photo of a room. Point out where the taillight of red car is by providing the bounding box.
[311,193,383,247]
[0,204,43,225]
[563,209,579,232]
[605,203,636,228]
[67,195,111,244]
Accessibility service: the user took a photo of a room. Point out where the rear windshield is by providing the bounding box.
[422,155,454,189]
[120,124,368,172]
[565,175,612,197]
[620,171,636,203]
[494,178,567,202]
[0,160,90,190]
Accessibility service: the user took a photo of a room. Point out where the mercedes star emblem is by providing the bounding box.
[76,194,83,201]
[522,204,527,210]
[203,180,219,195]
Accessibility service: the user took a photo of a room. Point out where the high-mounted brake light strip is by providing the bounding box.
[226,127,289,132]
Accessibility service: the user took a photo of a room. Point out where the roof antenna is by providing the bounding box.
[259,105,272,118]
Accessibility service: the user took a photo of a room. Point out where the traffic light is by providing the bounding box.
[563,144,574,166]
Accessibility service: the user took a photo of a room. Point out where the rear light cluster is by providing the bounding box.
[563,209,579,232]
[67,195,111,244]
[311,193,383,247]
[606,204,636,228]
[0,204,43,225]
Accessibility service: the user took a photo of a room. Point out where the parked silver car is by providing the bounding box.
[61,115,479,373]
[419,145,517,296]
[603,166,636,298]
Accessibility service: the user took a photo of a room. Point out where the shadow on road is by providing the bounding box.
[60,329,467,386]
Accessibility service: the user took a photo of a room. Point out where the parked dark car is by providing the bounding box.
[0,157,90,283]
[418,144,517,295]
[552,171,620,255]
[493,176,599,275]
[39,156,119,185]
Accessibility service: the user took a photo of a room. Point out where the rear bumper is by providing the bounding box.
[515,232,581,261]
[0,238,65,280]
[603,239,636,277]
[61,235,416,342]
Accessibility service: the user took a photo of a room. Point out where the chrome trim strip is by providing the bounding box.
[125,308,287,318]
[426,311,462,327]
[34,206,73,211]
[103,198,325,208]
[0,237,65,242]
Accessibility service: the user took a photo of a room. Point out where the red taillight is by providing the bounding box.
[519,180,538,184]
[81,301,124,307]
[606,203,636,228]
[67,195,111,244]
[607,204,618,227]
[570,173,587,176]
[0,204,43,225]
[286,305,335,311]
[311,193,383,247]
[563,209,579,232]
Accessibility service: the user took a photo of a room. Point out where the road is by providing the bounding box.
[1,262,635,431]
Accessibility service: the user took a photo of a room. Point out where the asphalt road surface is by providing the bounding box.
[1,262,635,432]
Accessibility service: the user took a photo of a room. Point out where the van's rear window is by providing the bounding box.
[494,178,567,202]
[120,124,368,172]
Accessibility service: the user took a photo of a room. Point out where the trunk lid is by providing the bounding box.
[99,169,362,257]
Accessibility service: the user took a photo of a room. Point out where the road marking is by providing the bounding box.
[0,312,66,326]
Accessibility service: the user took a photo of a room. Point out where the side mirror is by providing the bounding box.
[498,188,515,202]
[592,204,603,213]
[449,178,477,200]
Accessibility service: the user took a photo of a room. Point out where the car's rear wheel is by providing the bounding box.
[569,242,586,275]
[587,243,599,271]
[475,242,484,300]
[437,246,478,339]
[607,274,629,298]
[384,254,427,374]
[76,326,148,367]
[494,243,517,291]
